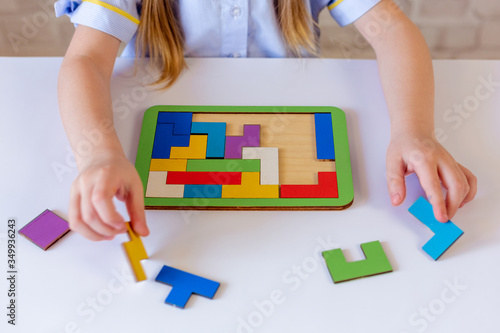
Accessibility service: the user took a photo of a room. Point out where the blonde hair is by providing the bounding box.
[137,0,317,88]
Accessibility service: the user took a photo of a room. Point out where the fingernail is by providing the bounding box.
[391,193,401,205]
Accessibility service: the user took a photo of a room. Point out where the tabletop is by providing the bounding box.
[0,57,499,333]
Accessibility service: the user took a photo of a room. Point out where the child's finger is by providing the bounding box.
[458,163,477,207]
[127,180,149,237]
[415,164,448,222]
[439,163,469,220]
[69,188,112,241]
[92,177,127,231]
[81,184,120,237]
[386,155,407,206]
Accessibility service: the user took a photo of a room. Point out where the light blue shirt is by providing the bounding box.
[55,0,381,58]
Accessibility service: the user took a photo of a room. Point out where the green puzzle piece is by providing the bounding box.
[322,241,393,283]
[186,159,260,172]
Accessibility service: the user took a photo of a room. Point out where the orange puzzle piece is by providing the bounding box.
[122,222,148,282]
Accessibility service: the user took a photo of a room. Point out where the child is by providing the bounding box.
[55,0,477,241]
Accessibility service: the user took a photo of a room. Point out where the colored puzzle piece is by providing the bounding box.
[152,123,190,159]
[170,135,208,159]
[242,147,279,185]
[225,125,260,159]
[150,159,187,171]
[408,196,464,260]
[186,159,260,172]
[184,185,222,198]
[191,122,226,158]
[222,172,279,198]
[167,171,242,185]
[155,265,220,308]
[122,222,148,282]
[19,209,70,250]
[280,172,338,198]
[145,171,184,198]
[322,241,393,283]
[315,113,335,160]
[157,112,193,135]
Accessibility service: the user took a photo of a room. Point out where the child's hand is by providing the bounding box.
[68,151,149,241]
[386,133,477,222]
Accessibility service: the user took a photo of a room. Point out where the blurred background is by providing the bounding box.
[1,0,499,59]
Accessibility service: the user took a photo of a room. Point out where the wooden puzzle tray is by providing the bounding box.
[135,106,354,210]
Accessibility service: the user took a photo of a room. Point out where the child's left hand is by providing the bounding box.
[386,133,477,222]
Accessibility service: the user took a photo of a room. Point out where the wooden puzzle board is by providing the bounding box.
[135,106,354,210]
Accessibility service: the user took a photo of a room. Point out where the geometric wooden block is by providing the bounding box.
[166,171,242,185]
[315,113,335,160]
[408,196,464,260]
[150,159,187,171]
[186,159,260,172]
[225,125,260,159]
[322,241,393,283]
[151,123,190,159]
[221,172,279,198]
[155,265,220,308]
[191,122,226,158]
[18,209,70,250]
[280,172,338,198]
[170,135,208,159]
[242,147,279,185]
[157,112,193,135]
[184,185,223,198]
[145,171,184,198]
[122,222,148,282]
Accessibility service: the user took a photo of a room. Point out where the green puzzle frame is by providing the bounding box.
[135,105,354,210]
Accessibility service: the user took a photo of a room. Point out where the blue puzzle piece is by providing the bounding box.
[314,113,335,160]
[191,122,226,158]
[152,123,190,159]
[157,112,193,135]
[409,196,464,260]
[184,185,222,198]
[155,265,220,308]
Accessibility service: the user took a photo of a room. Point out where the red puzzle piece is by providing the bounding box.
[280,172,338,198]
[166,171,242,185]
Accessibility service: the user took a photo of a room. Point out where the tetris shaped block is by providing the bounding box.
[408,196,464,260]
[170,135,208,159]
[145,171,185,198]
[157,112,193,135]
[184,185,222,198]
[155,265,220,308]
[152,123,190,159]
[225,125,260,159]
[19,209,70,250]
[221,172,279,198]
[191,122,227,158]
[280,172,338,198]
[167,171,242,185]
[122,222,148,282]
[186,159,260,172]
[322,241,393,283]
[314,113,335,160]
[242,147,279,185]
[150,159,187,171]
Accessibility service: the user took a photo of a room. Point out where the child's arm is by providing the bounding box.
[353,0,477,221]
[58,25,149,240]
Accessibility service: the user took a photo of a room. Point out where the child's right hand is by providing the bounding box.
[68,151,149,241]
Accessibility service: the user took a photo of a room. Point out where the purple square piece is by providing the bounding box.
[19,210,70,250]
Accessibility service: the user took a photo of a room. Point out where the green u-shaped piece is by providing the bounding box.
[322,241,393,283]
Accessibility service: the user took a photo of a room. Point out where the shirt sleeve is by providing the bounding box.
[327,0,381,27]
[54,0,140,44]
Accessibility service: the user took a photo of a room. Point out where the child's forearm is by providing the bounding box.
[58,54,124,169]
[355,1,435,138]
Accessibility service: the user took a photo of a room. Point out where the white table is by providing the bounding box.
[1,58,499,333]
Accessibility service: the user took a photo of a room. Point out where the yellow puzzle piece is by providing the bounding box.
[222,172,279,198]
[170,135,208,159]
[150,158,187,171]
[122,222,148,282]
